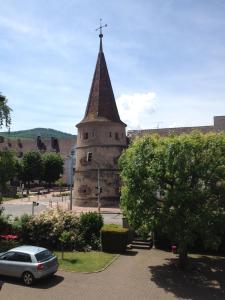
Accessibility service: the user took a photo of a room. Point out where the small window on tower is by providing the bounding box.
[84,132,88,140]
[115,132,119,140]
[87,152,92,162]
[109,132,112,137]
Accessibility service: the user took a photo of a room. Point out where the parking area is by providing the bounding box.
[1,249,225,300]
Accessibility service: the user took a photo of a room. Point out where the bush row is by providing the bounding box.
[1,209,103,251]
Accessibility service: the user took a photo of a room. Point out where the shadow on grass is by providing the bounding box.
[61,258,77,264]
[148,255,225,300]
[0,274,64,289]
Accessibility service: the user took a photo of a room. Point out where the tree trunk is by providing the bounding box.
[61,245,64,260]
[27,181,30,195]
[178,248,188,269]
[47,182,51,193]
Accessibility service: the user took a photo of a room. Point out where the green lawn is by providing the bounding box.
[55,251,117,272]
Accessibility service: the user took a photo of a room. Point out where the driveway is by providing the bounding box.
[1,249,224,300]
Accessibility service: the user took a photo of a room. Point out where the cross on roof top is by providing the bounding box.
[96,18,107,38]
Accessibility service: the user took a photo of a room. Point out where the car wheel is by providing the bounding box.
[22,271,34,286]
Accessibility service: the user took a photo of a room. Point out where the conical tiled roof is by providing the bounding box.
[78,38,126,126]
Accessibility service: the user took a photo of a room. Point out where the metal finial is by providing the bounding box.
[96,18,107,38]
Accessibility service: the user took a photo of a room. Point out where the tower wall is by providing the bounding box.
[74,122,126,207]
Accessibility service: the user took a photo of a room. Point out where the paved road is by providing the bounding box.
[3,202,49,217]
[2,196,123,225]
[1,249,224,300]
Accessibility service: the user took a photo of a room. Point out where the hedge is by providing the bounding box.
[2,210,103,251]
[101,224,128,253]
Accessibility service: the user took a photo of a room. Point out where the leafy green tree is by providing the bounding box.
[0,93,12,212]
[42,153,63,187]
[119,132,225,268]
[0,150,16,204]
[0,93,11,129]
[22,151,43,188]
[59,231,73,259]
[15,159,24,181]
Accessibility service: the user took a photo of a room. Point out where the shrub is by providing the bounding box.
[0,240,20,252]
[13,210,103,251]
[101,224,128,253]
[59,230,76,258]
[79,212,103,250]
[0,214,13,234]
[11,214,33,236]
[16,209,79,249]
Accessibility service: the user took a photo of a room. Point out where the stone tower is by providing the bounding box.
[74,30,127,207]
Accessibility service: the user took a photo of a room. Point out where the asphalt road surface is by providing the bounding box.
[3,201,122,225]
[1,248,224,300]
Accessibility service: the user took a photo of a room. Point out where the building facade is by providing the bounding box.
[128,115,225,139]
[0,135,76,185]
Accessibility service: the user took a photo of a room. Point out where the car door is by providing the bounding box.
[0,252,17,276]
[11,252,33,277]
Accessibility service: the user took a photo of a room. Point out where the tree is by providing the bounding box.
[15,159,24,182]
[0,150,16,204]
[42,152,63,187]
[59,231,72,259]
[119,131,225,268]
[22,151,43,188]
[0,93,12,212]
[0,93,11,129]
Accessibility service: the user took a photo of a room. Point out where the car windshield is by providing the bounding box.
[35,250,54,262]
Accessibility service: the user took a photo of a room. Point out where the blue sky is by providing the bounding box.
[0,0,225,133]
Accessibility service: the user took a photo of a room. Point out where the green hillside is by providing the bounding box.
[0,128,76,140]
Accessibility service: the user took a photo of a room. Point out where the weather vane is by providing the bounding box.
[96,18,107,38]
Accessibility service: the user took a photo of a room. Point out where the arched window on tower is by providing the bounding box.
[84,132,88,140]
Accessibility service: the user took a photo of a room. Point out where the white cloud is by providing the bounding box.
[116,91,157,129]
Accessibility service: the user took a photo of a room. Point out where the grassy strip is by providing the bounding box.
[55,251,117,272]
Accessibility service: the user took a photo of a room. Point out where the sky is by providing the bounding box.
[0,0,225,133]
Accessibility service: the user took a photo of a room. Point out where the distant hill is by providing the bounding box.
[0,128,76,140]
